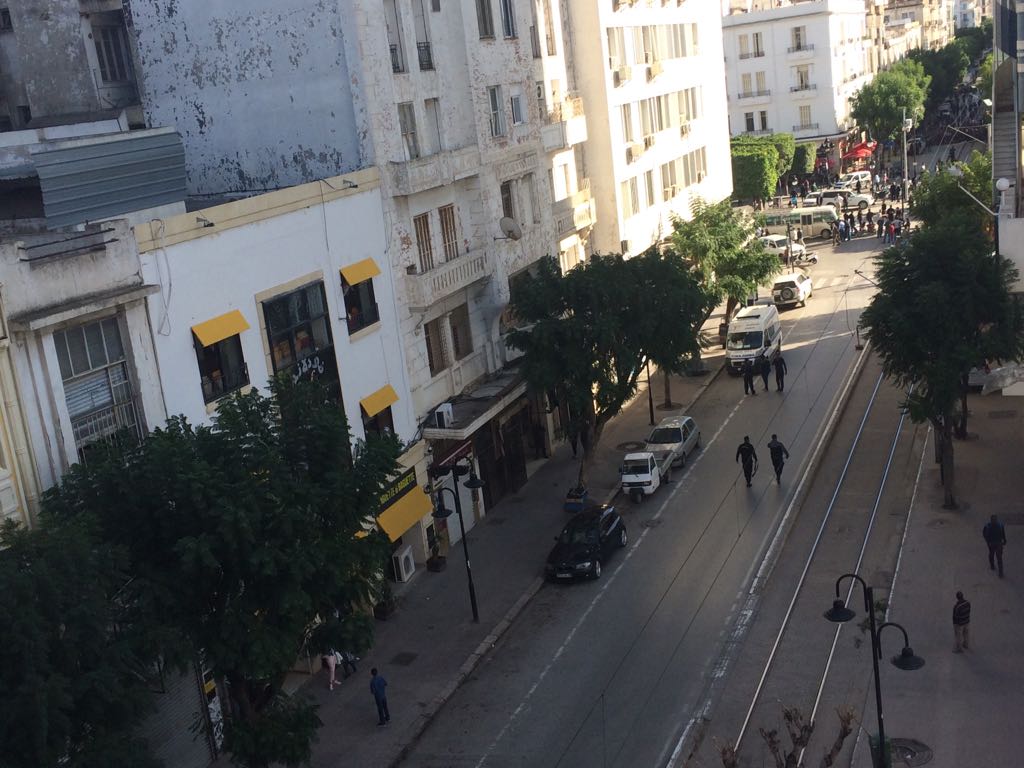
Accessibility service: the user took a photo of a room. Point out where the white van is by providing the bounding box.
[762,206,838,240]
[835,170,872,190]
[726,304,782,374]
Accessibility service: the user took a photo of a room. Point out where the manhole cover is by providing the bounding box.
[616,441,646,451]
[988,409,1018,419]
[890,738,933,766]
[390,652,418,667]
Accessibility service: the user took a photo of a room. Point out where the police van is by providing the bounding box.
[761,206,838,240]
[725,303,782,375]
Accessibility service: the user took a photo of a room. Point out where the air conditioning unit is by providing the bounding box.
[644,51,654,64]
[620,239,631,253]
[626,141,645,162]
[643,134,656,150]
[647,61,663,80]
[433,402,454,429]
[679,122,691,137]
[613,66,631,86]
[392,544,415,583]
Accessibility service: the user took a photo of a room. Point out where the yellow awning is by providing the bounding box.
[360,384,399,417]
[340,258,382,286]
[378,485,432,541]
[191,310,250,348]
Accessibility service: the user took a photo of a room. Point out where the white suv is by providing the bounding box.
[772,272,813,308]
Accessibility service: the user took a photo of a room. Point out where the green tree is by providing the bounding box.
[731,142,779,202]
[0,521,160,768]
[978,52,993,102]
[791,143,816,176]
[863,169,1024,508]
[851,64,929,144]
[507,251,708,487]
[954,24,990,62]
[908,45,969,110]
[43,377,399,768]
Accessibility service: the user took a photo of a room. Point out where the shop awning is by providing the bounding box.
[360,384,399,417]
[191,309,250,347]
[340,258,381,286]
[377,467,433,541]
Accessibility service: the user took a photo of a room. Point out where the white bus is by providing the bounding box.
[761,206,838,240]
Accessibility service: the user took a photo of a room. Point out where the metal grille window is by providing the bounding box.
[488,86,506,137]
[500,180,516,220]
[424,317,448,376]
[499,0,517,37]
[398,103,420,160]
[262,282,333,374]
[449,304,473,360]
[93,23,133,83]
[195,334,249,404]
[54,317,142,456]
[476,0,495,37]
[414,213,434,272]
[439,204,459,262]
[744,112,755,132]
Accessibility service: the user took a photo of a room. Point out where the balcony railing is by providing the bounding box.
[738,50,765,59]
[390,44,406,73]
[546,95,584,124]
[745,129,774,136]
[406,249,490,310]
[737,89,771,99]
[417,42,434,70]
[790,83,817,92]
[787,44,815,53]
[793,122,820,131]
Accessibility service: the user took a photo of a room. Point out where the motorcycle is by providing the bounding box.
[792,251,818,266]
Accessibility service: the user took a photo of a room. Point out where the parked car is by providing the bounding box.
[645,415,702,468]
[772,272,813,308]
[759,234,807,261]
[834,170,872,189]
[545,505,628,581]
[620,451,673,503]
[806,188,873,211]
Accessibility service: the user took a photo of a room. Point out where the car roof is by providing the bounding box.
[654,416,689,429]
[567,504,615,525]
[760,234,785,241]
[735,303,777,319]
[774,272,808,282]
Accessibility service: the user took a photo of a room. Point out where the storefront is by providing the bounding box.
[376,464,433,582]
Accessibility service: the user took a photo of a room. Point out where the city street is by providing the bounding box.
[398,235,885,767]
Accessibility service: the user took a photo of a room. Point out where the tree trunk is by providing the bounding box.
[662,368,674,409]
[940,413,957,509]
[725,296,739,322]
[576,417,608,489]
[956,372,969,439]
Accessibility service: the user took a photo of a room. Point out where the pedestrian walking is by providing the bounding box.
[773,353,787,392]
[322,648,342,691]
[742,359,757,396]
[767,434,790,484]
[370,667,391,725]
[953,591,971,653]
[832,224,841,247]
[983,514,1007,577]
[759,354,771,391]
[736,436,758,487]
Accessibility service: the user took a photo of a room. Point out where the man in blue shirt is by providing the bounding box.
[370,667,390,726]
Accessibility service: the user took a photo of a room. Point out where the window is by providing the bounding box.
[93,20,134,83]
[439,204,459,261]
[629,178,639,217]
[449,304,473,360]
[752,32,764,56]
[799,105,811,127]
[54,317,142,456]
[0,8,11,31]
[362,404,395,439]
[488,86,506,137]
[740,73,752,96]
[398,103,419,160]
[263,282,333,375]
[536,81,546,118]
[194,331,249,404]
[755,71,766,93]
[414,213,434,272]
[499,0,517,38]
[661,161,677,199]
[510,92,525,125]
[476,0,495,38]
[791,25,806,51]
[759,111,768,131]
[342,274,380,334]
[644,170,655,207]
[744,112,755,132]
[523,172,540,223]
[621,103,634,142]
[795,65,810,89]
[500,180,516,220]
[620,178,639,218]
[738,34,749,58]
[424,316,448,375]
[424,98,442,154]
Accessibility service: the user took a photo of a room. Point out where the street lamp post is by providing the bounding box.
[645,359,656,426]
[948,166,1011,257]
[430,462,484,623]
[824,574,925,768]
[901,110,913,206]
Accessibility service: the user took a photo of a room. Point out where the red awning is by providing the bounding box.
[842,146,875,160]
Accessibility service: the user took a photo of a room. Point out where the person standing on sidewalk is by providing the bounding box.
[758,354,771,391]
[773,353,787,392]
[370,667,390,726]
[983,514,1007,577]
[953,591,971,653]
[742,359,757,396]
[766,435,789,484]
[736,436,758,487]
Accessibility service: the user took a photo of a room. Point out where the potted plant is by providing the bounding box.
[426,538,447,572]
[373,580,397,621]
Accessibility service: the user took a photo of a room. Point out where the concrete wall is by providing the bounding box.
[129,0,363,195]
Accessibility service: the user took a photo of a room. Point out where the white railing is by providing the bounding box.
[406,249,489,309]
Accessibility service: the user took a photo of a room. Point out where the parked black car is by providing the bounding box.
[545,505,628,581]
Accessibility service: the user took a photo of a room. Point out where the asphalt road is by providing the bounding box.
[399,236,884,768]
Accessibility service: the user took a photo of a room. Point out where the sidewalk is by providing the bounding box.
[303,316,730,768]
[849,393,1024,768]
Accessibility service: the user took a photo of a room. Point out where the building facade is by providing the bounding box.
[568,0,732,256]
[723,0,873,144]
[885,0,955,49]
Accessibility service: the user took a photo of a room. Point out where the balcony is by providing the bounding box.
[737,89,771,99]
[738,50,765,59]
[790,83,817,99]
[417,42,434,71]
[541,96,588,152]
[553,182,595,238]
[405,248,490,310]
[744,129,774,136]
[793,122,820,131]
[389,145,481,196]
[786,43,815,58]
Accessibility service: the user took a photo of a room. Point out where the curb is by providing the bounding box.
[389,360,727,766]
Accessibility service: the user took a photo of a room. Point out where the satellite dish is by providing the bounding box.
[496,217,523,242]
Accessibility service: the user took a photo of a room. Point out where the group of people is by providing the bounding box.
[735,434,790,487]
[740,353,787,396]
[951,514,1008,654]
[876,207,909,244]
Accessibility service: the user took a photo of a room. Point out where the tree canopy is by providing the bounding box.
[730,137,779,201]
[791,143,816,176]
[38,377,400,768]
[908,44,970,111]
[850,61,929,142]
[507,251,708,486]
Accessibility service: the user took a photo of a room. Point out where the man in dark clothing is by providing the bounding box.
[773,353,788,392]
[953,591,971,652]
[742,359,757,396]
[370,667,390,725]
[983,514,1007,577]
[759,355,772,391]
[736,436,758,487]
[767,434,789,484]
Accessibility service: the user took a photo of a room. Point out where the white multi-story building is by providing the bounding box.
[885,0,955,49]
[568,0,732,256]
[723,0,873,143]
[954,0,982,27]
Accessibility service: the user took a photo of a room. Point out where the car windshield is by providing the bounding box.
[728,331,763,350]
[560,523,599,546]
[648,428,682,444]
[622,459,650,474]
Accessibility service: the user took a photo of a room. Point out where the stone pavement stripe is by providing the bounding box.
[388,360,727,768]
